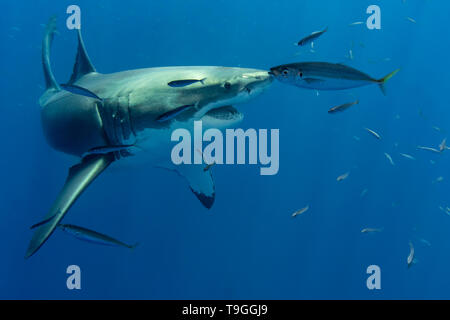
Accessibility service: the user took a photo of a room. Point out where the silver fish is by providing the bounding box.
[384,152,395,166]
[58,224,138,249]
[417,146,441,154]
[407,242,415,268]
[296,27,328,47]
[270,62,399,95]
[365,128,381,140]
[292,205,310,217]
[400,153,415,160]
[361,228,383,234]
[328,100,359,114]
[337,172,350,182]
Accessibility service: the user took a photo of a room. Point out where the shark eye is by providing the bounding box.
[224,82,231,89]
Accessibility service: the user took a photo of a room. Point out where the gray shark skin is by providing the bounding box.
[25,17,273,258]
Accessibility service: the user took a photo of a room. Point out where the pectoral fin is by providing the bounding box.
[25,153,114,258]
[176,164,215,209]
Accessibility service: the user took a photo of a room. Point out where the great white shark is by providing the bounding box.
[25,17,273,258]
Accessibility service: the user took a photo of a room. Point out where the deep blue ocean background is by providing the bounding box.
[1,0,449,299]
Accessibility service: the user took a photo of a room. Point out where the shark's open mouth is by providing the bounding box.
[203,105,243,121]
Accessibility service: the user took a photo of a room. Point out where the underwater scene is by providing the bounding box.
[1,0,449,299]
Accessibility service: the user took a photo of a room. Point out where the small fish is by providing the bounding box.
[337,172,350,182]
[433,176,444,184]
[406,17,417,24]
[270,62,399,95]
[296,27,328,47]
[60,84,102,100]
[419,238,431,247]
[400,153,415,160]
[349,21,364,26]
[292,205,310,217]
[349,49,354,60]
[438,206,450,216]
[83,144,136,157]
[328,100,359,114]
[361,228,383,234]
[360,188,368,197]
[365,128,381,140]
[432,126,442,132]
[417,146,441,154]
[167,78,206,87]
[156,104,196,122]
[407,242,416,268]
[58,224,138,249]
[439,138,447,152]
[384,152,395,166]
[353,135,361,141]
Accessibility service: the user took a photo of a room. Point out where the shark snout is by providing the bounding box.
[241,71,273,93]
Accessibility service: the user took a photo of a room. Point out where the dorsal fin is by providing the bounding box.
[68,29,96,84]
[41,15,60,91]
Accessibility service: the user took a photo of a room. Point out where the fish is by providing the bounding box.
[167,78,206,87]
[269,62,399,95]
[348,49,354,60]
[156,103,197,122]
[406,17,417,24]
[83,144,137,157]
[365,128,381,140]
[433,176,444,184]
[328,100,359,114]
[60,83,102,100]
[360,188,368,197]
[400,153,415,160]
[337,172,350,182]
[296,27,328,47]
[417,146,441,154]
[349,21,364,26]
[353,136,361,141]
[439,138,447,152]
[292,205,309,217]
[407,242,415,268]
[384,152,395,166]
[419,238,431,247]
[58,224,138,249]
[361,228,383,234]
[432,126,442,132]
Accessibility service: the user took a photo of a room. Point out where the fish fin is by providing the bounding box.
[176,164,215,209]
[41,16,60,91]
[68,28,96,84]
[25,154,114,258]
[377,69,400,96]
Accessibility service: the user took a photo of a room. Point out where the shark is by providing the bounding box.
[25,17,273,258]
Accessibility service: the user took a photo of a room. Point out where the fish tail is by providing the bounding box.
[376,68,400,96]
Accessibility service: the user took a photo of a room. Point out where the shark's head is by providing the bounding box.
[128,66,273,132]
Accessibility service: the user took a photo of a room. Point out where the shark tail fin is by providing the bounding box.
[376,69,400,96]
[42,15,60,91]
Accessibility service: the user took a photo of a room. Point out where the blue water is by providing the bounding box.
[1,0,449,299]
